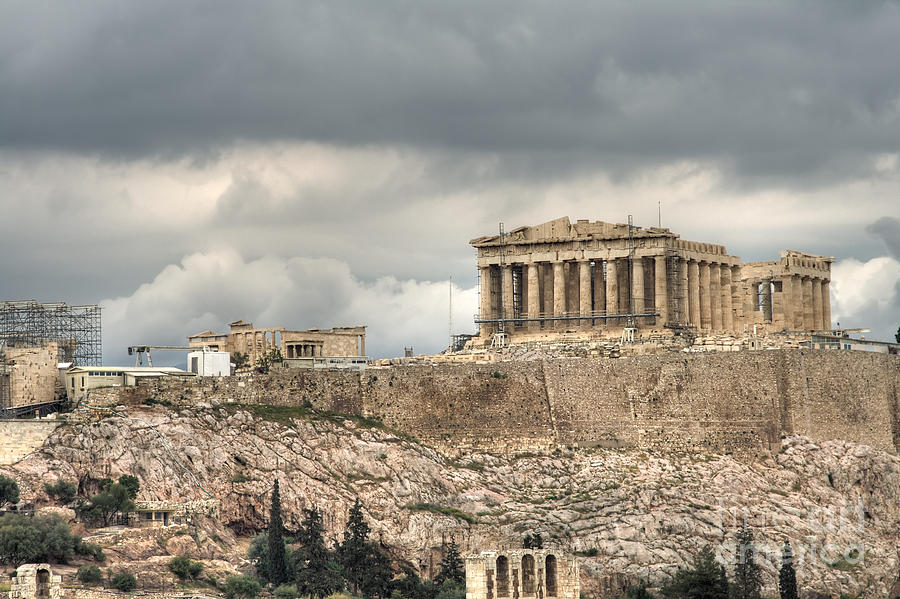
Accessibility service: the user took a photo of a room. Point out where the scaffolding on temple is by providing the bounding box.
[0,300,102,366]
[665,248,690,331]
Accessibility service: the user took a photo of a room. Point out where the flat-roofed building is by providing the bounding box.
[65,366,195,401]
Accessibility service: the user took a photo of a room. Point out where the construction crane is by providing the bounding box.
[127,345,193,367]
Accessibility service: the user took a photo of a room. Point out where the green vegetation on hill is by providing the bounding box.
[0,513,102,567]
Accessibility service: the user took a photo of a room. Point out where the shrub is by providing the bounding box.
[0,513,80,566]
[275,584,300,599]
[110,572,137,591]
[169,555,204,580]
[44,480,77,504]
[435,581,465,599]
[224,575,261,599]
[76,565,103,584]
[0,475,19,505]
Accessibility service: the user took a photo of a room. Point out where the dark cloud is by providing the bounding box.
[2,1,900,182]
[867,216,900,259]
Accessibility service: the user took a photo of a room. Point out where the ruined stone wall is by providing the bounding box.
[86,350,900,456]
[5,343,60,407]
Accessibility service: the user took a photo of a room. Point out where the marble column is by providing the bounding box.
[731,265,743,326]
[710,263,722,331]
[606,259,619,317]
[822,280,832,330]
[654,255,668,327]
[593,261,605,318]
[680,258,690,324]
[479,266,493,334]
[778,276,791,329]
[761,281,773,322]
[618,259,630,314]
[793,275,805,330]
[812,278,823,331]
[527,263,541,330]
[802,277,814,330]
[553,261,566,321]
[542,264,554,326]
[632,257,645,318]
[772,280,783,327]
[502,265,514,324]
[578,261,592,324]
[721,266,733,331]
[699,261,712,330]
[688,260,701,328]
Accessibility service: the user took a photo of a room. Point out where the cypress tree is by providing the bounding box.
[435,539,465,586]
[778,542,799,599]
[732,526,762,599]
[339,499,372,594]
[268,479,288,585]
[296,505,343,599]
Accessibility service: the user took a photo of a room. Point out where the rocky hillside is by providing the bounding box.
[3,402,899,598]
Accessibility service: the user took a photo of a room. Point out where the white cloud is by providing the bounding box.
[830,256,900,340]
[99,248,478,365]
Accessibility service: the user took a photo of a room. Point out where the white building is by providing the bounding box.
[187,349,231,376]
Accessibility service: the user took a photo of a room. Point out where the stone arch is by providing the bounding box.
[36,568,51,599]
[496,555,509,597]
[545,555,557,597]
[522,554,535,595]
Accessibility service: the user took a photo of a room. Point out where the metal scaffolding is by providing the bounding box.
[0,300,102,366]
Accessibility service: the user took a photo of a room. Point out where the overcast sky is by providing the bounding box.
[1,1,899,363]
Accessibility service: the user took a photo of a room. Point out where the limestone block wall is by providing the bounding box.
[4,344,61,408]
[0,420,61,465]
[88,350,900,457]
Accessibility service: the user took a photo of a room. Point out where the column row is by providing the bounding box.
[684,260,742,333]
[479,257,675,332]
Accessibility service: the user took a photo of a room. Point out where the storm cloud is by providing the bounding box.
[1,1,899,360]
[2,1,900,181]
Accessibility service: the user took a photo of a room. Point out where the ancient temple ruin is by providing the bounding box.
[466,549,579,599]
[471,217,832,342]
[189,320,367,365]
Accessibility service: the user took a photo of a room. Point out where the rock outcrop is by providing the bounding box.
[3,403,899,597]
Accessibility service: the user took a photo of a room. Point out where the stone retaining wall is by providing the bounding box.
[83,350,900,456]
[0,420,62,465]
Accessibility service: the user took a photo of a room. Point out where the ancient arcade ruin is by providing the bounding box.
[8,564,62,599]
[471,217,832,343]
[466,550,579,599]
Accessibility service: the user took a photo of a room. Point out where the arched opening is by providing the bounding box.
[496,555,509,597]
[36,569,51,599]
[545,555,557,597]
[522,554,535,595]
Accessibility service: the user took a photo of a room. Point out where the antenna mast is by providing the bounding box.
[448,276,453,351]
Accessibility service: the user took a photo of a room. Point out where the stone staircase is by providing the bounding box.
[0,420,60,465]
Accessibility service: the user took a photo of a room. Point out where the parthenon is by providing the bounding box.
[471,217,832,341]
